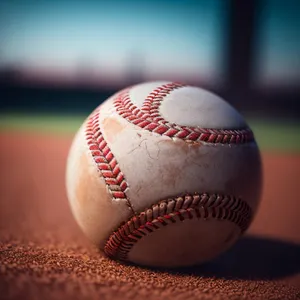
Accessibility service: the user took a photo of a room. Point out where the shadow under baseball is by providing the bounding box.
[152,235,300,280]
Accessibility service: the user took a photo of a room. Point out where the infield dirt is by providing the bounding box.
[0,132,300,300]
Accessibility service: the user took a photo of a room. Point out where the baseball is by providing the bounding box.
[66,81,262,267]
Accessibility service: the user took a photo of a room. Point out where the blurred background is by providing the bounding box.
[0,0,299,149]
[1,1,300,295]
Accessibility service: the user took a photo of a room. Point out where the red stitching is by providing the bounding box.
[114,82,254,144]
[84,83,254,261]
[85,109,134,211]
[104,193,252,261]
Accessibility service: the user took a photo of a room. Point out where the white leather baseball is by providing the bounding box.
[66,81,262,267]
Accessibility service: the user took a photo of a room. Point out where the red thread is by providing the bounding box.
[84,83,255,262]
[85,109,133,210]
[114,82,254,144]
[104,193,252,261]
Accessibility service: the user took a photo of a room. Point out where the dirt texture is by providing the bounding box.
[0,132,300,300]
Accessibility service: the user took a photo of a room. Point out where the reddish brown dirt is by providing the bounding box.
[0,131,300,300]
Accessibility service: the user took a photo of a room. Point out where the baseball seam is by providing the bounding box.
[85,109,134,212]
[104,193,252,261]
[114,82,254,144]
[84,83,254,260]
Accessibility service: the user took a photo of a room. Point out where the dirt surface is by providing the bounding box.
[0,132,300,300]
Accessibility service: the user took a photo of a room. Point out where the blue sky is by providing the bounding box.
[0,0,299,86]
[0,0,226,84]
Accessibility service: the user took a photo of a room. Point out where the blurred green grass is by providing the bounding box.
[0,114,86,135]
[0,113,300,152]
